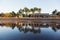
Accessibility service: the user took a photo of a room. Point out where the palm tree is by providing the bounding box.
[34,7,38,13]
[19,9,23,13]
[30,8,35,14]
[24,7,30,17]
[38,8,41,13]
[17,9,23,18]
[52,9,57,15]
[34,7,41,13]
[10,11,16,17]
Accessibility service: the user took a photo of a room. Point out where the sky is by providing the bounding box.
[0,0,60,14]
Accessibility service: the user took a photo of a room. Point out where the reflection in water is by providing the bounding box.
[0,21,60,40]
[0,22,60,33]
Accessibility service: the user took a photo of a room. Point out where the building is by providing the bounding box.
[31,13,50,18]
[50,15,60,19]
[30,13,60,19]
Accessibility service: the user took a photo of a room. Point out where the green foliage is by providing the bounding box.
[52,9,57,14]
[30,7,41,14]
[10,11,16,17]
[38,8,41,13]
[56,12,60,15]
[24,7,30,14]
[30,8,35,14]
[0,7,41,17]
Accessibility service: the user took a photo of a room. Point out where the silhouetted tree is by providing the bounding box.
[52,9,57,15]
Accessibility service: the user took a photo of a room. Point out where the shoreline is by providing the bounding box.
[0,17,60,20]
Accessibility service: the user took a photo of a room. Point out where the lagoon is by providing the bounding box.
[0,21,60,40]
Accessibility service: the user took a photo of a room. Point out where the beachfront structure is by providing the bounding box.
[31,13,49,17]
[30,13,60,19]
[50,15,60,19]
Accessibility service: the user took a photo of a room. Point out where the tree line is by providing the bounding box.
[0,7,60,17]
[0,7,41,17]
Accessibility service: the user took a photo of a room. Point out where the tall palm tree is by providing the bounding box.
[11,11,16,17]
[34,7,41,13]
[19,9,23,13]
[38,8,41,13]
[52,9,57,15]
[34,7,38,13]
[24,7,30,17]
[17,9,23,17]
[30,8,35,14]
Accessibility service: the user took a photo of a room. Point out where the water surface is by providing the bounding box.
[0,21,60,40]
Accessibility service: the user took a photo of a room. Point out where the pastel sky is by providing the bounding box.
[0,0,60,14]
